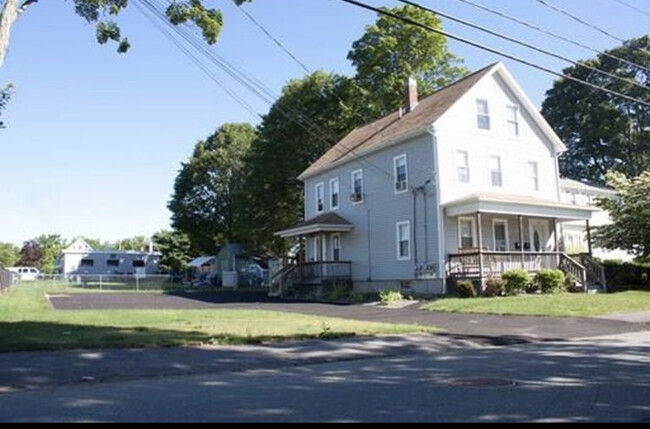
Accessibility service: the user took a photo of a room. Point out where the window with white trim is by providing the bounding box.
[351,169,364,204]
[393,154,408,193]
[477,99,490,130]
[528,161,539,191]
[330,178,340,210]
[490,155,502,187]
[493,219,509,252]
[332,234,341,262]
[456,150,470,183]
[396,221,411,260]
[458,217,476,249]
[315,182,325,213]
[506,105,519,136]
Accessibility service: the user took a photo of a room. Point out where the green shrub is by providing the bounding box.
[327,282,352,301]
[379,290,404,305]
[501,269,531,296]
[602,260,650,291]
[483,277,505,297]
[455,280,477,299]
[564,273,583,293]
[534,269,566,294]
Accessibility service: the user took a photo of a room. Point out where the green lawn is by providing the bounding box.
[0,282,435,353]
[422,291,650,317]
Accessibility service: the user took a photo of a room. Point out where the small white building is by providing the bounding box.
[559,178,633,261]
[59,238,160,275]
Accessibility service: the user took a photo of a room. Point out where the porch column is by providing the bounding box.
[518,215,525,270]
[553,218,560,268]
[586,219,593,257]
[477,212,484,288]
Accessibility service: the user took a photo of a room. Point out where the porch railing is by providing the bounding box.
[291,261,352,284]
[448,251,561,277]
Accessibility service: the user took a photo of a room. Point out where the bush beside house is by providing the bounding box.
[602,260,650,292]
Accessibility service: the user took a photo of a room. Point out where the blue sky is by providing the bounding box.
[0,0,648,246]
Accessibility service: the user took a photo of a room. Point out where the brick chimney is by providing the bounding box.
[406,76,418,113]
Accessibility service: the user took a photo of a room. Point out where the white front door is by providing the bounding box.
[529,219,550,252]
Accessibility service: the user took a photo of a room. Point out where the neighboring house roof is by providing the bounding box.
[63,237,93,253]
[444,192,596,220]
[188,256,216,268]
[560,178,616,196]
[275,212,354,238]
[298,62,566,181]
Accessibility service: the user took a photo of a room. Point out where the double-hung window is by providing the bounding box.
[458,217,476,249]
[506,105,519,136]
[477,99,490,130]
[351,170,364,204]
[315,183,325,213]
[393,154,408,193]
[396,221,411,260]
[490,155,502,187]
[457,150,470,183]
[528,161,539,191]
[330,178,340,210]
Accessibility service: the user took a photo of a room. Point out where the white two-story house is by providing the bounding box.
[275,63,602,296]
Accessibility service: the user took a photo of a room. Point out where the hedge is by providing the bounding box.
[602,260,650,292]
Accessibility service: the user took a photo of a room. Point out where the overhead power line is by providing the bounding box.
[398,0,647,91]
[533,0,650,56]
[445,0,650,74]
[338,0,650,108]
[611,0,650,18]
[136,0,400,185]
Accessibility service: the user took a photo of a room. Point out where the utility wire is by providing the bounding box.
[446,0,650,74]
[611,0,650,18]
[139,0,399,184]
[339,0,650,108]
[399,0,647,91]
[533,0,650,56]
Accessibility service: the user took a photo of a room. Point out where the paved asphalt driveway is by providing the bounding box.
[48,291,648,341]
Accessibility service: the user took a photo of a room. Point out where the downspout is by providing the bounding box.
[412,189,418,264]
[427,125,446,295]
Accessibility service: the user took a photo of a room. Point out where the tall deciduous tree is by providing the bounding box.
[542,36,650,184]
[152,229,194,274]
[116,235,150,252]
[169,123,257,254]
[17,239,43,268]
[348,4,467,117]
[0,242,18,268]
[594,171,650,259]
[0,0,252,68]
[241,71,363,253]
[35,234,66,274]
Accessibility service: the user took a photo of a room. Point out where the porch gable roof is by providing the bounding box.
[275,212,354,238]
[443,193,596,220]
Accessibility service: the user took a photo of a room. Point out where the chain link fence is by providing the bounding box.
[35,274,189,292]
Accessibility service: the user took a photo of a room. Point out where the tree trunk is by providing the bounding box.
[0,0,20,68]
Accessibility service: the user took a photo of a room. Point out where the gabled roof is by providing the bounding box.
[299,62,566,180]
[188,256,216,268]
[63,237,93,253]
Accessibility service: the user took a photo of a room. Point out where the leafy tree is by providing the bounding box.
[169,123,258,254]
[152,229,194,274]
[81,237,111,250]
[241,72,363,253]
[593,171,650,258]
[116,235,150,252]
[0,242,18,268]
[0,0,252,67]
[0,82,11,128]
[17,239,44,268]
[35,234,67,274]
[348,4,467,117]
[541,36,650,184]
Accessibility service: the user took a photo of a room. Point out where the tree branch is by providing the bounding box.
[18,0,37,13]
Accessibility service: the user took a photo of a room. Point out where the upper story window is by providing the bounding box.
[393,154,408,193]
[490,155,502,187]
[528,161,539,191]
[476,99,490,130]
[351,169,364,204]
[315,182,325,213]
[506,105,519,136]
[329,178,340,210]
[456,150,470,183]
[396,221,411,261]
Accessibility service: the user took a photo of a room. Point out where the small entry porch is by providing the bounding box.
[272,213,354,296]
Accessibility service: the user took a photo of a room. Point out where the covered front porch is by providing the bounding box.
[272,213,354,296]
[443,193,601,288]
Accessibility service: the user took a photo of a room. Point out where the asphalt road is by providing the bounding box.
[1,331,649,422]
